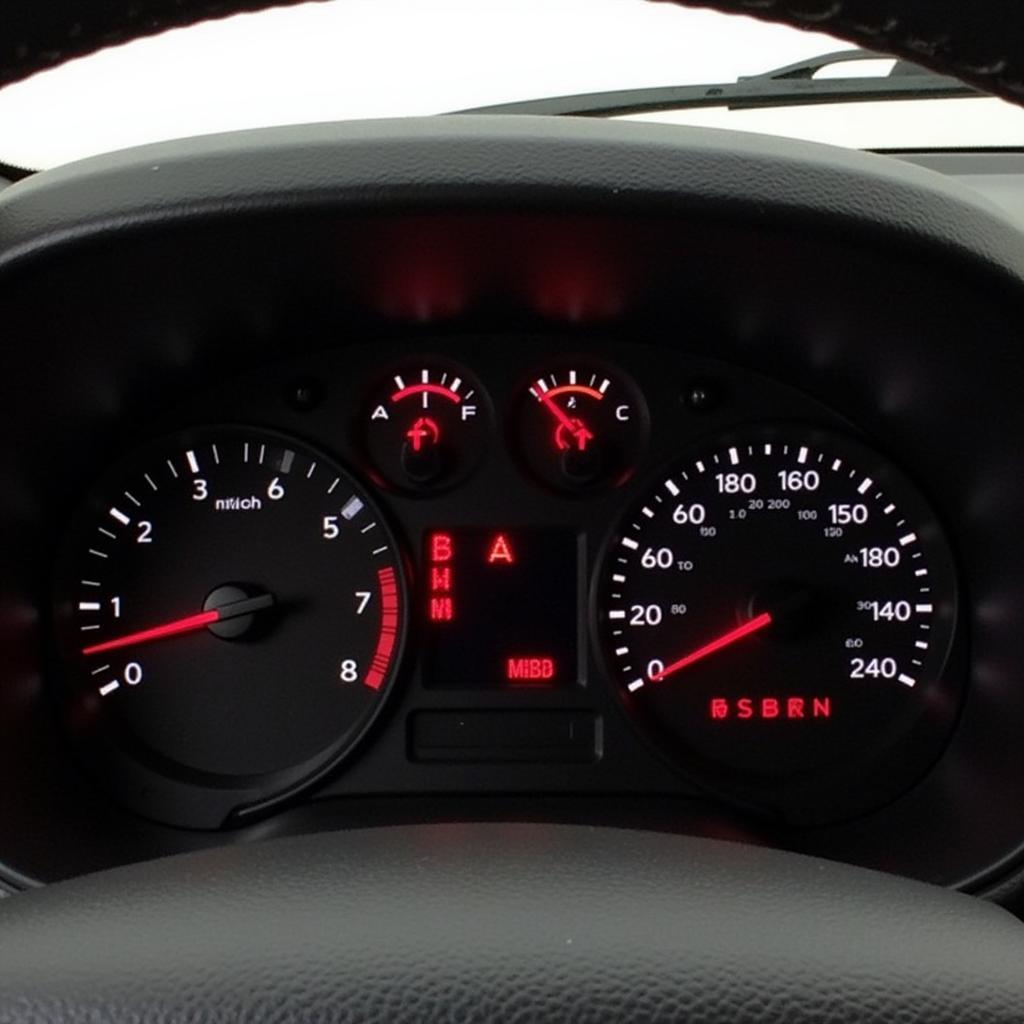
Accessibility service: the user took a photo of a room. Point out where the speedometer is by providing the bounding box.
[598,426,960,822]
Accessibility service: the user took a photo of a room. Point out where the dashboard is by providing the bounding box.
[53,338,961,833]
[2,117,1024,901]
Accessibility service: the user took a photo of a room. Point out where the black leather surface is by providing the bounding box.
[0,824,1022,1022]
[3,0,1024,110]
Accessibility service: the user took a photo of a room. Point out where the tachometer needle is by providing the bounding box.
[649,611,773,682]
[81,593,274,656]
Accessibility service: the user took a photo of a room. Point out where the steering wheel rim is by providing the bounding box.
[2,824,1024,1022]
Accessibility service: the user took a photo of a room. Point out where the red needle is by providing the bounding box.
[649,612,773,682]
[81,592,274,656]
[537,389,594,451]
[82,610,220,656]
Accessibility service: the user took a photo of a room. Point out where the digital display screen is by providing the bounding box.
[422,529,580,689]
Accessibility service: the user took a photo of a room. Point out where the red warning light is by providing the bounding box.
[487,534,515,565]
[427,532,456,623]
[506,657,557,682]
[405,416,440,453]
[554,419,594,453]
[431,532,453,563]
[709,696,832,721]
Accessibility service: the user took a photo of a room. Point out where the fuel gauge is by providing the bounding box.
[364,361,491,492]
[515,361,647,490]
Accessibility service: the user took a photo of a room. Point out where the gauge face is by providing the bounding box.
[598,427,959,822]
[54,426,407,827]
[364,361,490,491]
[516,362,647,490]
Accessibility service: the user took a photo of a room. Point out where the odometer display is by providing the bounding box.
[599,427,959,822]
[54,426,407,828]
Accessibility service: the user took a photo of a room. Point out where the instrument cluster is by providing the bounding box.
[51,338,964,830]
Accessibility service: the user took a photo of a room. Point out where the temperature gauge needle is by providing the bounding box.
[537,389,594,451]
[649,612,773,682]
[82,593,274,656]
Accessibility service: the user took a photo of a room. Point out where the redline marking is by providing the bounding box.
[539,384,604,401]
[363,566,400,690]
[391,383,462,404]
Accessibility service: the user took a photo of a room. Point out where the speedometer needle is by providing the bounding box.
[649,612,773,682]
[81,593,274,656]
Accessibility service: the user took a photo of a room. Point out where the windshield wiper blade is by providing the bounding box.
[450,48,982,118]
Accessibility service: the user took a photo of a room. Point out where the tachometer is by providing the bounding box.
[53,426,407,828]
[598,426,959,822]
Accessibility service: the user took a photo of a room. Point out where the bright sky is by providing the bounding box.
[0,0,1021,169]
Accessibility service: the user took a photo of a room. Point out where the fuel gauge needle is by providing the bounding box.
[82,593,274,656]
[649,612,773,683]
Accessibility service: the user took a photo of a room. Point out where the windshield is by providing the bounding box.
[1,0,1023,170]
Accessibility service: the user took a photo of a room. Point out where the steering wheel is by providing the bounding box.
[1,2,1024,1021]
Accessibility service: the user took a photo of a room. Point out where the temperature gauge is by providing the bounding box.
[364,361,491,491]
[516,362,647,490]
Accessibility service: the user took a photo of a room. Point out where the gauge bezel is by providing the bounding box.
[509,354,651,495]
[51,423,411,830]
[360,355,495,495]
[592,420,965,825]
